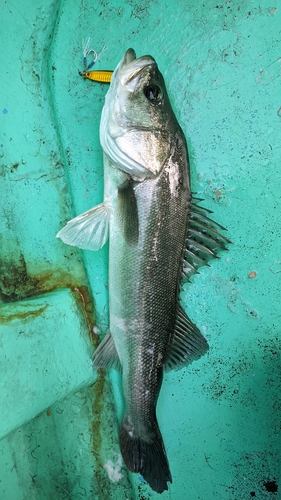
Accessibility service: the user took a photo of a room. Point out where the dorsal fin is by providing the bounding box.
[182,198,231,281]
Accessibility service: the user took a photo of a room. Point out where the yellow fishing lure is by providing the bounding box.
[79,70,113,83]
[80,40,112,83]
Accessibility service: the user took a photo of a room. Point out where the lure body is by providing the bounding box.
[79,69,113,83]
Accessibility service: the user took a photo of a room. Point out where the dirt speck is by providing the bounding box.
[264,480,278,493]
[248,271,257,279]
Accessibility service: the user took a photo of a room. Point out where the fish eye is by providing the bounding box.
[144,84,162,103]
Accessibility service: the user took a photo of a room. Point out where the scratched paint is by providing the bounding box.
[1,0,281,499]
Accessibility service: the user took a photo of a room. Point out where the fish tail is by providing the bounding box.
[120,415,172,493]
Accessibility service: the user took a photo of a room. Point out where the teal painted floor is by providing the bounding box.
[1,0,281,498]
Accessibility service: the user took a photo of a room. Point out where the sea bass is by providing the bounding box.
[57,49,229,493]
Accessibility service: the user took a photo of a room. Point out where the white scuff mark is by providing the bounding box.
[152,234,158,261]
[104,453,123,482]
[166,156,180,197]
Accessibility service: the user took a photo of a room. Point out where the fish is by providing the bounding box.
[57,48,230,493]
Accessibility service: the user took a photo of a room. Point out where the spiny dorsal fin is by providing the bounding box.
[92,330,122,372]
[56,202,109,251]
[182,198,231,281]
[164,304,209,372]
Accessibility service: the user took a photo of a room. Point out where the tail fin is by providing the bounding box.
[120,417,172,494]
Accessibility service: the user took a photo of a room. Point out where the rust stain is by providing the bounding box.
[72,285,99,348]
[0,304,48,324]
[71,285,108,492]
[91,374,105,445]
[0,250,109,490]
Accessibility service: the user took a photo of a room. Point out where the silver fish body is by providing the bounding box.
[57,49,230,493]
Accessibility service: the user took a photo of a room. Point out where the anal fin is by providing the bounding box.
[164,304,209,372]
[56,202,109,251]
[92,330,122,372]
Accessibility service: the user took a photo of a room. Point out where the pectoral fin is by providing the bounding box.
[164,305,209,372]
[56,202,109,251]
[117,179,139,246]
[92,331,122,372]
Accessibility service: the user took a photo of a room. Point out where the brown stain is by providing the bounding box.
[71,287,109,493]
[0,304,48,324]
[91,370,108,495]
[91,375,105,448]
[72,285,99,348]
[0,251,110,491]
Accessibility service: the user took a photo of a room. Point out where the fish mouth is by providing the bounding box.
[118,49,156,89]
[122,48,137,65]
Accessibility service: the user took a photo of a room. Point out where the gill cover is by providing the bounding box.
[100,48,170,179]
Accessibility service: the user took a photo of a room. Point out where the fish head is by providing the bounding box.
[100,49,178,179]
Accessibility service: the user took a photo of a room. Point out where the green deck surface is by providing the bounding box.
[1,0,280,498]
